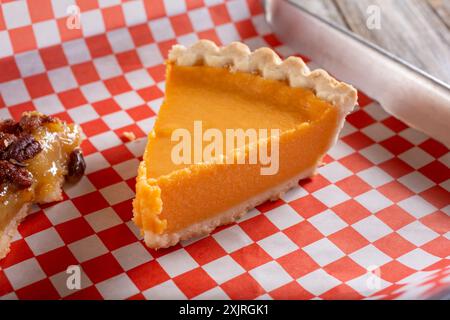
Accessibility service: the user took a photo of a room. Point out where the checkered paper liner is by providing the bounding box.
[0,0,449,300]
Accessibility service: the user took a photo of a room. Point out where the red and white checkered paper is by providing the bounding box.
[0,0,449,300]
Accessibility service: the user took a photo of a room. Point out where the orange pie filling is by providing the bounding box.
[133,63,340,237]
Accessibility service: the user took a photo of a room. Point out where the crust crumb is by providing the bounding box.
[123,131,136,141]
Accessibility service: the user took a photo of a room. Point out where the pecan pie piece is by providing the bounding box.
[0,112,85,259]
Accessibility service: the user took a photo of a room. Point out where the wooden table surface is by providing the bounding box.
[292,0,450,84]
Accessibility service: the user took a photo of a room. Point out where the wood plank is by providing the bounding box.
[428,0,450,28]
[290,0,347,27]
[290,0,450,83]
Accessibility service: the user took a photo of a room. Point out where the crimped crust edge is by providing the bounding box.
[169,40,358,115]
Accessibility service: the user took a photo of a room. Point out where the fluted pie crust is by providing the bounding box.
[133,40,358,249]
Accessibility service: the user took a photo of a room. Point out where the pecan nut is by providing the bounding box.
[0,160,33,188]
[19,113,55,132]
[67,149,86,183]
[1,134,42,162]
[0,119,20,134]
[0,132,18,152]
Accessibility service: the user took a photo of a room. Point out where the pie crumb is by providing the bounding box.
[123,131,136,141]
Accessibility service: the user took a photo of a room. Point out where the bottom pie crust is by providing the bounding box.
[143,166,316,249]
[0,204,29,260]
[0,188,64,260]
